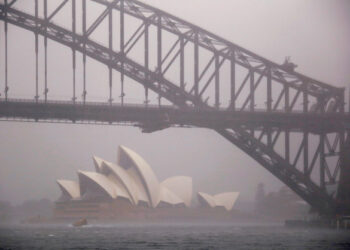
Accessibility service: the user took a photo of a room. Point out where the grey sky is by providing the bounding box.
[0,0,349,205]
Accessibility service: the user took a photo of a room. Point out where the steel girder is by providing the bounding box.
[217,128,337,215]
[0,99,348,132]
[0,1,348,215]
[91,0,345,108]
[0,1,345,112]
[0,5,201,108]
[337,132,350,214]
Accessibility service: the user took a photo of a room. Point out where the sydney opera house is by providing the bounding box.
[54,146,239,220]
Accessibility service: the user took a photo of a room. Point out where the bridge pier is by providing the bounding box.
[336,131,350,215]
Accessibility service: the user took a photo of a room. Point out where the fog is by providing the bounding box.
[0,0,349,209]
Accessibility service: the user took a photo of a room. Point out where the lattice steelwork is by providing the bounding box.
[0,0,349,216]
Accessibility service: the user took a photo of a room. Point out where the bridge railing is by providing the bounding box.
[1,98,349,116]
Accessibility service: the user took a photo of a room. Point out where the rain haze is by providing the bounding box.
[1,0,350,249]
[0,0,350,205]
[0,0,349,205]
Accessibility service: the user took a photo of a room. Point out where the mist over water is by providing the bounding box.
[1,223,350,250]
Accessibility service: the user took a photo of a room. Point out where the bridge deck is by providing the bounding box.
[0,99,348,133]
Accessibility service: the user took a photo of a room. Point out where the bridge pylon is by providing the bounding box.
[336,131,350,215]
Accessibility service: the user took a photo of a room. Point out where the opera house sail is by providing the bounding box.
[197,192,239,211]
[54,145,239,219]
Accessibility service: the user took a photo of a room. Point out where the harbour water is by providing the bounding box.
[0,223,349,249]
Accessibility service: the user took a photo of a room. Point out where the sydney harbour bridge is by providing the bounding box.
[0,0,349,217]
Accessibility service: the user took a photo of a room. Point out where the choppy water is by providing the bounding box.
[0,223,349,249]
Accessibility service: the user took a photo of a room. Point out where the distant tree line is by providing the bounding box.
[0,199,53,223]
[254,183,309,219]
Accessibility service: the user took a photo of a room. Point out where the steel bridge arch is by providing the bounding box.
[0,0,346,215]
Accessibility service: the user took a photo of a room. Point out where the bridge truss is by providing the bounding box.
[0,0,349,216]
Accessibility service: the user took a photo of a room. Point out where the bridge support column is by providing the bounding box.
[266,66,272,112]
[108,6,113,105]
[180,37,185,91]
[320,133,326,190]
[285,129,290,164]
[120,0,125,106]
[44,0,48,103]
[304,131,309,174]
[249,69,254,112]
[194,32,199,99]
[157,14,162,107]
[215,54,220,108]
[72,0,76,104]
[144,21,149,106]
[82,0,87,104]
[34,0,39,102]
[303,81,308,113]
[4,0,9,101]
[230,52,235,110]
[337,131,350,214]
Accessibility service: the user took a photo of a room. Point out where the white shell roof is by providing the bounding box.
[106,174,131,202]
[78,171,116,199]
[118,146,160,207]
[161,176,192,207]
[197,192,216,208]
[214,192,239,211]
[57,180,80,199]
[159,186,184,206]
[126,167,150,204]
[93,156,105,173]
[197,192,239,211]
[57,146,199,209]
[101,161,139,205]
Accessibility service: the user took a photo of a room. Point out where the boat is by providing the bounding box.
[72,218,87,227]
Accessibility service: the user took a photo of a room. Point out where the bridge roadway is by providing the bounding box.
[0,99,348,133]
